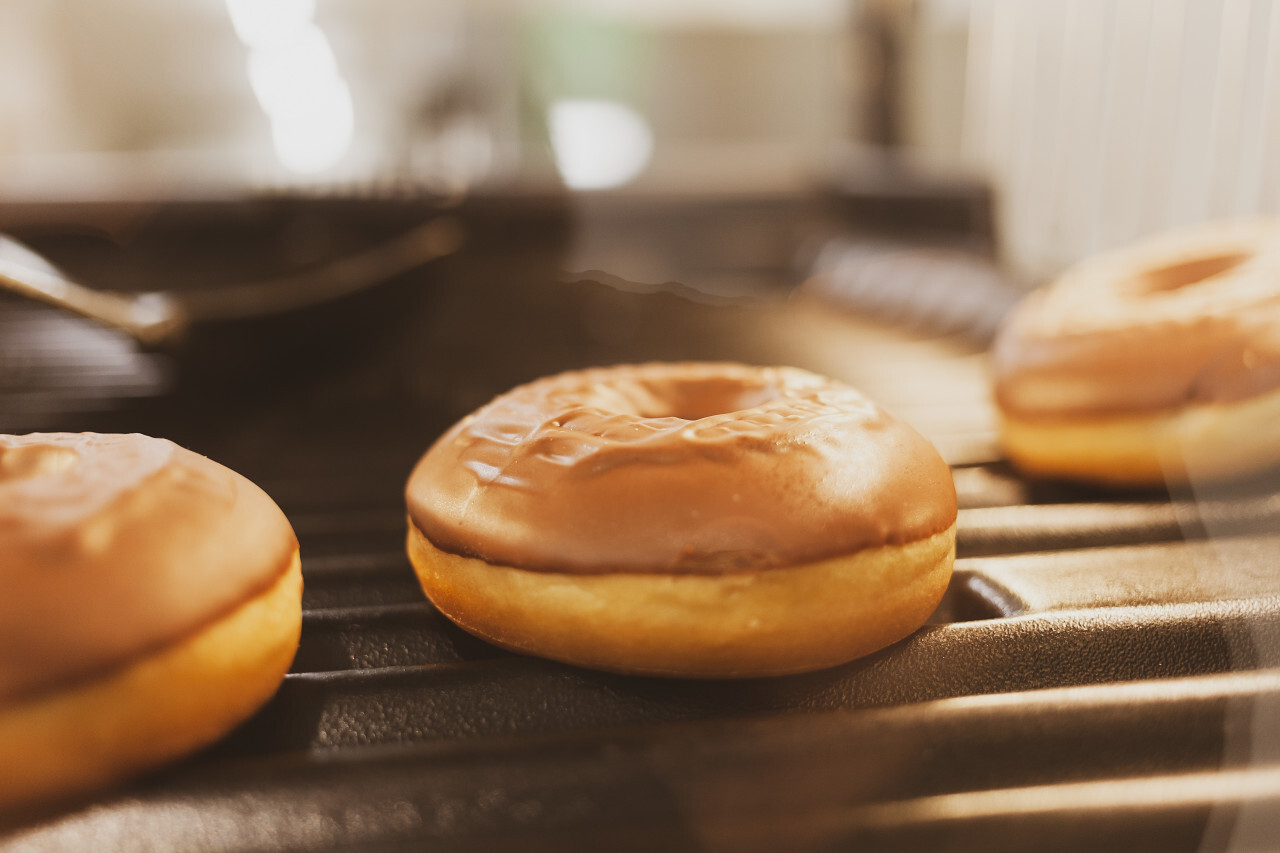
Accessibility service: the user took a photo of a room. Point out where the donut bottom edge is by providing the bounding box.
[0,551,302,814]
[407,521,955,679]
[999,382,1280,487]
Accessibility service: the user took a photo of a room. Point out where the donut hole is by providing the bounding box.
[1134,252,1250,294]
[0,445,80,480]
[638,377,782,421]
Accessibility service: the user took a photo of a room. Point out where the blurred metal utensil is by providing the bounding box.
[0,216,462,348]
[0,234,184,347]
[803,236,1021,342]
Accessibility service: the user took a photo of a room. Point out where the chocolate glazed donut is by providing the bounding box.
[406,363,957,678]
[0,433,301,810]
[993,219,1280,485]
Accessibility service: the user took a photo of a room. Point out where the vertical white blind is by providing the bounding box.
[964,0,1280,282]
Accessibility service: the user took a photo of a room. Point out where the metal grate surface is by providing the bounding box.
[3,199,1280,852]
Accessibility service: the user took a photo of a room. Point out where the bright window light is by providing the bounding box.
[269,83,354,174]
[245,24,340,117]
[225,0,315,48]
[549,99,654,191]
[227,0,354,174]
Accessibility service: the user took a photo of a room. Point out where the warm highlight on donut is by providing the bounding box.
[406,363,957,678]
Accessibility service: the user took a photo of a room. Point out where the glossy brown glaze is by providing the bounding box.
[993,219,1280,418]
[0,433,297,704]
[406,363,957,574]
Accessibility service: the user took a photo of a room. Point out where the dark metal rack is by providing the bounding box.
[3,197,1279,852]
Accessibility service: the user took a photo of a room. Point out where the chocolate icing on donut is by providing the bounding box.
[0,433,297,703]
[994,219,1280,417]
[406,363,956,574]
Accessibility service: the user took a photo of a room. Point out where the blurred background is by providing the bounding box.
[2,0,1278,281]
[5,0,1278,454]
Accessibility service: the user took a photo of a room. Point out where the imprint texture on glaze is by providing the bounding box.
[407,364,956,575]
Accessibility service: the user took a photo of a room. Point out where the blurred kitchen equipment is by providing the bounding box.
[0,217,460,347]
[802,235,1019,342]
[0,196,486,396]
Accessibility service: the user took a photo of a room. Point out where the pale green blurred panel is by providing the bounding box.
[523,11,650,103]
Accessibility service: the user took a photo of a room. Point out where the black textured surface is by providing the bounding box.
[3,197,1280,851]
